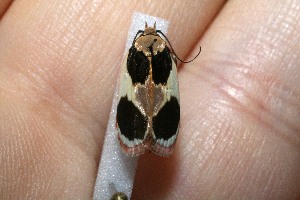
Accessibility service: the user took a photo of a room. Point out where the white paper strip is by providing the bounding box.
[93,12,169,200]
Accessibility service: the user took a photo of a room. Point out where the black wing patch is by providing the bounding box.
[152,97,180,140]
[152,47,172,85]
[117,96,148,140]
[127,47,150,85]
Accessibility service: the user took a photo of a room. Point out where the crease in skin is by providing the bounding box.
[0,0,13,20]
[191,13,300,142]
[185,65,297,198]
[197,61,300,147]
[24,28,116,126]
[17,2,122,124]
[2,29,102,134]
[180,85,269,197]
[176,2,300,199]
[1,64,103,159]
[1,0,298,199]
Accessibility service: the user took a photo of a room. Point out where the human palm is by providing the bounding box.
[0,0,299,199]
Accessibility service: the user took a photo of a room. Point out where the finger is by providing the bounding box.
[133,0,300,199]
[0,0,225,137]
[0,0,12,19]
[0,0,226,199]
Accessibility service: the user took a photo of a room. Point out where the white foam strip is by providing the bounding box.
[93,12,169,200]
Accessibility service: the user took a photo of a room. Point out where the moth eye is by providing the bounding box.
[154,38,157,42]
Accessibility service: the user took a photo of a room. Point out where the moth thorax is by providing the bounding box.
[144,27,156,35]
[134,35,166,57]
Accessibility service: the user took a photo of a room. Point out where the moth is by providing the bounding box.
[116,22,200,156]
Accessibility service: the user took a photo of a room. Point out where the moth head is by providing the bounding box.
[144,21,156,35]
[134,22,165,57]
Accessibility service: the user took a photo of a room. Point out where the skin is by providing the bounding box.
[0,0,299,199]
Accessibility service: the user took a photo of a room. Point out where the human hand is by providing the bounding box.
[0,1,299,199]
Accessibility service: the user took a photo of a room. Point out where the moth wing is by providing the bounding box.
[151,50,180,156]
[116,52,148,156]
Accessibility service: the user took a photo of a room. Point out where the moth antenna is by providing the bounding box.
[154,22,156,30]
[145,22,148,28]
[156,30,201,63]
[131,30,144,46]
